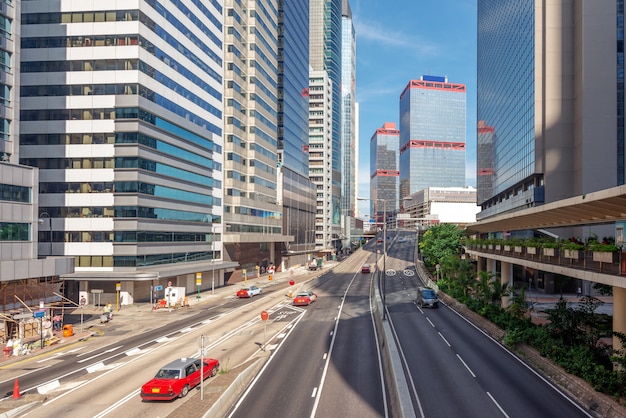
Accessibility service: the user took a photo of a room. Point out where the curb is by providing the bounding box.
[202,358,267,418]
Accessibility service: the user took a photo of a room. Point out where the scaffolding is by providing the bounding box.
[0,277,65,343]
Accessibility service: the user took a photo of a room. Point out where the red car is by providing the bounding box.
[293,291,317,306]
[141,357,220,401]
[361,264,371,274]
[236,285,262,298]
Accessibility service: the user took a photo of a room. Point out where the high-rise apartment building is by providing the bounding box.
[398,75,466,200]
[277,0,317,268]
[0,0,73,321]
[310,0,342,252]
[223,0,294,277]
[19,1,229,304]
[308,71,336,249]
[341,0,357,252]
[477,1,623,221]
[370,122,399,225]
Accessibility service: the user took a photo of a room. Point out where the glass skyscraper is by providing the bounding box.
[278,0,317,265]
[341,0,356,250]
[399,75,466,200]
[309,0,343,251]
[370,122,399,224]
[477,1,623,221]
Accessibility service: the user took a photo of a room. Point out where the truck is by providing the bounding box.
[308,259,318,271]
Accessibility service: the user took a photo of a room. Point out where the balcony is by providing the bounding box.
[465,243,623,276]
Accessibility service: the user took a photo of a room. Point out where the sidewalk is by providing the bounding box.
[0,262,332,367]
[525,290,613,325]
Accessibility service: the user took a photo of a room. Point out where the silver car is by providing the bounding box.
[417,287,439,308]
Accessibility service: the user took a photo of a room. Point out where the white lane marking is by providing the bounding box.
[426,317,435,328]
[37,380,60,394]
[155,336,170,343]
[37,353,64,363]
[277,333,287,339]
[457,354,476,378]
[0,364,52,386]
[86,362,105,373]
[487,392,510,418]
[179,327,194,333]
[311,387,318,397]
[93,388,139,418]
[77,345,123,363]
[124,348,141,356]
[323,353,328,360]
[438,332,451,347]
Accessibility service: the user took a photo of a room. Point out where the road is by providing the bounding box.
[228,246,388,418]
[0,284,302,417]
[384,230,592,418]
[0,234,599,417]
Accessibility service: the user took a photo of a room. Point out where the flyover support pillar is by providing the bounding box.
[476,256,485,277]
[501,261,512,308]
[614,286,626,354]
[486,258,496,278]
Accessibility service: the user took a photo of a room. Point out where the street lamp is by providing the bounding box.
[358,197,388,320]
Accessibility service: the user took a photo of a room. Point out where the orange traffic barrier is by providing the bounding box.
[12,378,20,399]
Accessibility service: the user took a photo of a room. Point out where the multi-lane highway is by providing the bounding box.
[0,233,596,417]
[228,230,592,418]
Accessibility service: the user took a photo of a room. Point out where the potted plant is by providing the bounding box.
[540,239,559,257]
[588,242,620,263]
[562,240,584,259]
[523,239,540,255]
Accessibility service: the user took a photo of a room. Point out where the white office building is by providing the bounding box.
[18,1,232,305]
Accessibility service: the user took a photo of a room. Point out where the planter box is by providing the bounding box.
[514,246,522,253]
[527,247,537,255]
[564,249,580,259]
[593,251,615,263]
[504,245,511,251]
[495,245,502,251]
[488,245,494,250]
[543,248,555,257]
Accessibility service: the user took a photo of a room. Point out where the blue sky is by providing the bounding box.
[351,0,477,217]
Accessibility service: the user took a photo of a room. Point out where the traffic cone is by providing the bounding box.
[12,378,20,399]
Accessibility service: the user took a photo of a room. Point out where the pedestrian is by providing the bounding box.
[105,303,113,320]
[52,313,62,331]
[42,317,53,339]
[577,286,582,298]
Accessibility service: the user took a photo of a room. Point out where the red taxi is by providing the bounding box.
[293,291,317,306]
[140,357,219,401]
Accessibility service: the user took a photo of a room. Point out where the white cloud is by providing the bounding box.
[354,17,439,55]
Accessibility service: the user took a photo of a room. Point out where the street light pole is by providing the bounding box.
[382,199,387,320]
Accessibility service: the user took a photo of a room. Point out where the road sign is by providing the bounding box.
[261,310,269,321]
[155,285,163,291]
[289,279,295,286]
[34,311,45,318]
[13,313,33,320]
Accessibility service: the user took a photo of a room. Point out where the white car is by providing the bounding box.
[236,285,262,298]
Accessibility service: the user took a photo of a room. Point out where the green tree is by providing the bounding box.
[439,254,474,298]
[419,223,463,269]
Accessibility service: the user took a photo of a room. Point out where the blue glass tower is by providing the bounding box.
[399,75,467,200]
